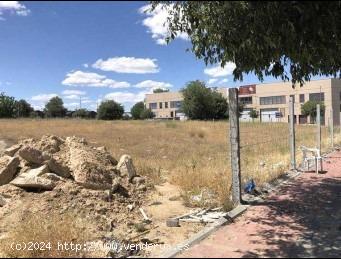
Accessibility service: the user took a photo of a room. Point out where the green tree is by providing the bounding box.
[44,96,67,118]
[0,92,17,118]
[16,99,33,118]
[153,88,170,93]
[72,108,89,119]
[212,91,228,119]
[97,100,124,120]
[181,80,215,120]
[181,80,228,120]
[131,102,145,119]
[150,1,341,85]
[140,108,155,119]
[301,100,325,122]
[249,109,258,122]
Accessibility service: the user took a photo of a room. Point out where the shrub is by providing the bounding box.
[72,108,89,119]
[44,97,67,118]
[131,102,145,119]
[97,100,124,120]
[0,92,17,118]
[140,108,154,120]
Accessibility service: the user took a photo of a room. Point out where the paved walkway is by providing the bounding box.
[180,151,341,258]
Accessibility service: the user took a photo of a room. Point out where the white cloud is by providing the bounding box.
[92,57,159,74]
[30,93,58,111]
[139,4,188,45]
[83,63,89,68]
[31,93,58,102]
[62,70,130,89]
[207,78,218,85]
[219,78,228,84]
[64,94,81,100]
[204,62,236,78]
[134,80,172,90]
[62,90,86,96]
[65,102,79,109]
[0,1,30,18]
[104,91,147,104]
[82,99,94,104]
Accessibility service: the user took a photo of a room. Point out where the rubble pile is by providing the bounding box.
[0,135,151,257]
[0,135,144,192]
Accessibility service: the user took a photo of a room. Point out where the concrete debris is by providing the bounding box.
[117,154,137,181]
[11,173,56,191]
[0,135,152,257]
[19,146,50,165]
[139,208,151,222]
[0,195,6,207]
[0,135,140,192]
[166,218,180,227]
[4,144,22,157]
[47,157,71,178]
[0,156,20,186]
[176,208,228,224]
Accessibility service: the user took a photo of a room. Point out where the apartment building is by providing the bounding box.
[144,78,341,125]
[144,91,185,119]
[239,78,341,126]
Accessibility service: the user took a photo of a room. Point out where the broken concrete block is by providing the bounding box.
[0,155,20,186]
[166,218,180,227]
[4,144,22,157]
[117,155,136,181]
[47,158,71,178]
[19,146,50,165]
[26,164,49,177]
[11,174,56,191]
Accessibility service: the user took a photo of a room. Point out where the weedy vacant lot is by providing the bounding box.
[0,119,338,208]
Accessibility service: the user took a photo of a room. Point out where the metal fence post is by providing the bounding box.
[317,104,321,152]
[289,96,296,170]
[229,88,242,206]
[330,109,334,148]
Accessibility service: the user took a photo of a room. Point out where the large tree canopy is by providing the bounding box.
[44,96,67,118]
[97,100,124,120]
[181,80,228,120]
[150,1,341,85]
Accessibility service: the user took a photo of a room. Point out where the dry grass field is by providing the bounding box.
[0,119,339,208]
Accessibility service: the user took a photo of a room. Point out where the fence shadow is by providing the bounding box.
[240,175,341,258]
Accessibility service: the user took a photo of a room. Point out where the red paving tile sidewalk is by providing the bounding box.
[180,151,341,258]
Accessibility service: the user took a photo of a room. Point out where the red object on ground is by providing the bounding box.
[180,151,341,258]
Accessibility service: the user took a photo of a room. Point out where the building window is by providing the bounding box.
[149,103,157,110]
[239,96,252,105]
[165,102,168,108]
[309,93,324,102]
[290,95,295,103]
[159,102,163,109]
[300,94,305,103]
[260,96,286,105]
[170,101,183,109]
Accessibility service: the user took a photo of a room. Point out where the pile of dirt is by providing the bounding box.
[0,135,152,257]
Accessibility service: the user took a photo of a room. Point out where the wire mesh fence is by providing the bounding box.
[238,119,340,190]
[239,122,290,187]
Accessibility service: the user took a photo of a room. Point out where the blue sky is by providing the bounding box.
[0,1,327,111]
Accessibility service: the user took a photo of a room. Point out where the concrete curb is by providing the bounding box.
[157,205,248,258]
